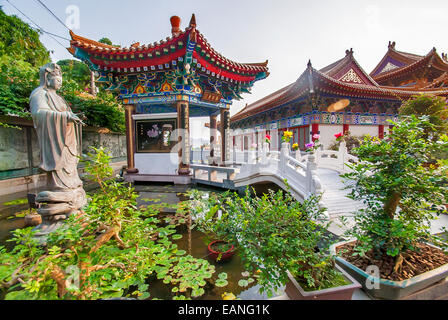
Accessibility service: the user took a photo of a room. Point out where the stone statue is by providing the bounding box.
[29,63,87,237]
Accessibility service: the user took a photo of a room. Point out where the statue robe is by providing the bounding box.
[30,86,83,191]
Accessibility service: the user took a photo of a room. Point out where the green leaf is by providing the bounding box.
[217,272,228,280]
[215,279,228,287]
[238,279,249,287]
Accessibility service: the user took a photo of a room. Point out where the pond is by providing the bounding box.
[134,183,280,300]
[0,182,283,300]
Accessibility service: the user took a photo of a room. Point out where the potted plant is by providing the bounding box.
[187,191,238,262]
[333,115,448,299]
[193,187,361,299]
[207,240,235,262]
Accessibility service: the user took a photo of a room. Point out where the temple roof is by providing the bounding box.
[370,42,448,86]
[68,14,268,85]
[231,49,448,123]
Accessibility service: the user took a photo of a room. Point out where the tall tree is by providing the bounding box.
[0,8,50,67]
[0,8,50,116]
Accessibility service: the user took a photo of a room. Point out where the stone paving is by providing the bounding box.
[317,167,448,237]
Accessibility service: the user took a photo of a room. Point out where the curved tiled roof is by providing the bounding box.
[68,15,268,84]
[371,43,448,84]
[231,49,448,123]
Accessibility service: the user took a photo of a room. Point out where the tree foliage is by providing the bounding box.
[0,55,39,117]
[341,116,448,268]
[0,8,49,117]
[0,8,50,67]
[57,59,91,90]
[98,38,113,46]
[59,80,125,133]
[399,94,448,136]
[0,8,125,132]
[190,187,345,296]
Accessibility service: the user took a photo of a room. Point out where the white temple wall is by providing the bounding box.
[319,124,344,149]
[135,153,179,175]
[348,125,379,138]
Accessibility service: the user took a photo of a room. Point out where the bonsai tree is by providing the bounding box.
[341,115,448,274]
[192,187,348,296]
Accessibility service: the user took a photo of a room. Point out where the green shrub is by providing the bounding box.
[191,187,344,296]
[341,116,448,270]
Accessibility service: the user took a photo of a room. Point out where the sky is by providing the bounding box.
[2,0,448,143]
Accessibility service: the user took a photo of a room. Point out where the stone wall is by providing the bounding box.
[0,116,127,181]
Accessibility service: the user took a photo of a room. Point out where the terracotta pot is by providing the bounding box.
[207,240,235,262]
[330,240,448,300]
[285,264,361,300]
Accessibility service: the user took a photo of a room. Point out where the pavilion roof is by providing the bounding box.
[231,49,448,123]
[67,14,268,85]
[370,42,448,84]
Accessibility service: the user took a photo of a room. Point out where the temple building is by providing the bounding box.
[231,43,448,151]
[67,14,268,183]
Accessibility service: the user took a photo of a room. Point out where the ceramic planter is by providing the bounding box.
[330,240,448,300]
[207,240,235,262]
[285,264,361,300]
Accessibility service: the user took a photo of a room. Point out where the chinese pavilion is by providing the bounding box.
[231,43,448,151]
[68,14,268,183]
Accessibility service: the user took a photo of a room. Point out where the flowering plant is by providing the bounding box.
[265,134,271,144]
[292,143,299,151]
[334,132,344,141]
[282,131,293,143]
[305,137,322,153]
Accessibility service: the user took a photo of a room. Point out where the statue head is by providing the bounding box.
[39,63,62,90]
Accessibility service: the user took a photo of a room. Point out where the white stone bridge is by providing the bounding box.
[189,142,364,220]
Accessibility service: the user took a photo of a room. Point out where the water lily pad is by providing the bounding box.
[238,279,249,287]
[215,279,228,287]
[175,250,186,256]
[191,287,205,298]
[217,272,228,280]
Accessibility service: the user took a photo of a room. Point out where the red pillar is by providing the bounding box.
[343,124,349,135]
[378,125,384,139]
[311,123,319,142]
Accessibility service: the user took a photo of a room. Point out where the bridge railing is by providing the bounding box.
[314,141,358,173]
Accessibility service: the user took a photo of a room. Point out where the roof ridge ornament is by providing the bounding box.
[388,41,396,49]
[170,16,182,37]
[189,13,197,28]
[345,48,353,56]
[307,59,312,68]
